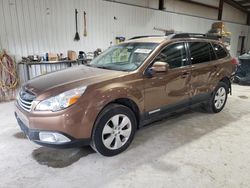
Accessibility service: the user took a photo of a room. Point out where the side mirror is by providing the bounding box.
[152,61,169,72]
[145,61,169,78]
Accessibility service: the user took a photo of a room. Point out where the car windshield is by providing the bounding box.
[89,42,158,71]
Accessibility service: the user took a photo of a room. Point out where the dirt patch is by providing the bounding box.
[238,95,249,99]
[32,147,94,168]
[13,132,26,139]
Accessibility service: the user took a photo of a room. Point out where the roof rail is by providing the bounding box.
[129,35,164,40]
[171,33,220,40]
[128,33,221,41]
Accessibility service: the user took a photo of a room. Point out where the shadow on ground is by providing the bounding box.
[238,95,248,99]
[32,146,94,168]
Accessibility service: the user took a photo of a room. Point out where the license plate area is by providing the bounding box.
[16,108,29,127]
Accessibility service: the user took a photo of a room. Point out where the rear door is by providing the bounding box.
[187,41,217,103]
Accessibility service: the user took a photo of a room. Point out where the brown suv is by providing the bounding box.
[15,34,235,156]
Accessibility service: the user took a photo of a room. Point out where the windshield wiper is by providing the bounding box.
[95,66,112,70]
[90,65,127,71]
[85,64,108,69]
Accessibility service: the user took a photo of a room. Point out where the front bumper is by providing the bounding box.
[14,98,96,139]
[15,112,90,148]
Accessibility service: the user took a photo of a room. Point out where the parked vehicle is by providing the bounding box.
[234,52,250,85]
[15,34,235,156]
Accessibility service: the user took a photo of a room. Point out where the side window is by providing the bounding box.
[188,42,216,64]
[155,43,187,69]
[212,43,228,59]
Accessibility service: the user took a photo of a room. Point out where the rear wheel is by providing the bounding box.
[206,82,228,113]
[91,104,137,156]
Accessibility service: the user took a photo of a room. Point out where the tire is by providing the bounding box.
[206,82,228,113]
[91,104,137,156]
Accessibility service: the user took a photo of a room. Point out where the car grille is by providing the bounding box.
[17,89,36,112]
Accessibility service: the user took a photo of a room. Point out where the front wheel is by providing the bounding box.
[91,104,137,156]
[206,82,228,113]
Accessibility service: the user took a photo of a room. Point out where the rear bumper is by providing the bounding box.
[235,76,250,85]
[15,112,91,148]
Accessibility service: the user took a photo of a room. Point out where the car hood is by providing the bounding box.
[23,65,127,97]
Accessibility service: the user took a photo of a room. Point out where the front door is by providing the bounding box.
[144,42,192,116]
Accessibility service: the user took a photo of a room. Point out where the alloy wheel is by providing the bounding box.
[102,114,132,150]
[214,87,226,109]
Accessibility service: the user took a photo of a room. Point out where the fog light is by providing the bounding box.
[39,132,71,144]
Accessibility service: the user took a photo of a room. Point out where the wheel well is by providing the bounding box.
[112,98,140,128]
[220,77,231,94]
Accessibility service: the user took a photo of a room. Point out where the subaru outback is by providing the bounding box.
[15,34,235,156]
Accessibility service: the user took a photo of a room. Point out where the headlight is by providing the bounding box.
[35,86,87,111]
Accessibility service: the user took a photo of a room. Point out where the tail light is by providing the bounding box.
[231,57,238,65]
[231,57,238,75]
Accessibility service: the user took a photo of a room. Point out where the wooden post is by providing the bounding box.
[247,13,250,25]
[218,0,224,20]
[159,0,164,10]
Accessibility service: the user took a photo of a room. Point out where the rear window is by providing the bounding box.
[212,43,228,59]
[188,42,216,64]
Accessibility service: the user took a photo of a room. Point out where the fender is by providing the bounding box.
[211,63,232,94]
[78,82,144,138]
[93,82,144,113]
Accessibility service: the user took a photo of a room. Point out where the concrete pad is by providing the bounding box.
[0,84,250,188]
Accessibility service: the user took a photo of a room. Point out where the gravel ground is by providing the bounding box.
[0,84,250,188]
